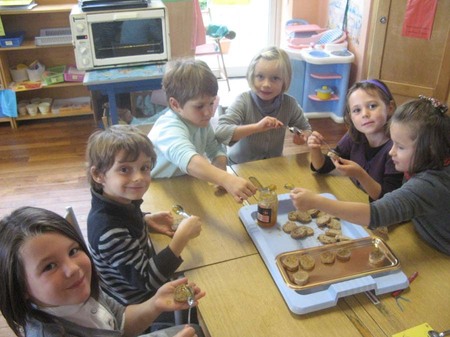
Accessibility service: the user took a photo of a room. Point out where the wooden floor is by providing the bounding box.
[0,114,346,336]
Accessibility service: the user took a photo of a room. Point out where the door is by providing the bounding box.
[367,0,450,104]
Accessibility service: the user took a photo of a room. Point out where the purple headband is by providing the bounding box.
[362,79,392,100]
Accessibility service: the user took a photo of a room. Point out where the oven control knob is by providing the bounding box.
[82,58,90,66]
[79,46,88,55]
[76,24,86,33]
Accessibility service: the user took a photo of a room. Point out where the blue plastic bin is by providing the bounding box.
[0,31,25,48]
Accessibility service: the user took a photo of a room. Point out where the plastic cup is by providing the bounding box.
[18,103,28,116]
[26,103,38,116]
[38,102,51,114]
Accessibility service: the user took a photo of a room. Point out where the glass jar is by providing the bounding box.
[256,185,278,228]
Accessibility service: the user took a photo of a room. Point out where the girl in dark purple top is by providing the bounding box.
[308,79,403,201]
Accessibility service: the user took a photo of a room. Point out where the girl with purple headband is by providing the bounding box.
[308,79,403,202]
[292,96,450,255]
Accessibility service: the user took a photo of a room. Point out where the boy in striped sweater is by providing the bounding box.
[86,125,202,330]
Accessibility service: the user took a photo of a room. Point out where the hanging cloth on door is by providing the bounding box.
[0,89,17,118]
[191,0,206,49]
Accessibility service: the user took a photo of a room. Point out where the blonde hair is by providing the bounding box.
[86,125,156,192]
[246,46,292,93]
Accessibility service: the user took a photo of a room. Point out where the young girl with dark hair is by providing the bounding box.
[0,206,204,337]
[308,79,403,201]
[291,96,450,255]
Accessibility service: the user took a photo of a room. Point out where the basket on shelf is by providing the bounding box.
[64,65,85,82]
[35,27,72,46]
[42,65,66,85]
[0,31,25,48]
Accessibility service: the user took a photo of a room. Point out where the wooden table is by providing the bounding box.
[229,153,368,204]
[146,153,450,336]
[194,153,450,336]
[186,255,365,337]
[343,221,450,335]
[142,174,257,272]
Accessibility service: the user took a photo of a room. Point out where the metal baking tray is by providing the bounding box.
[276,237,400,291]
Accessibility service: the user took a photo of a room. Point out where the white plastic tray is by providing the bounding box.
[35,27,72,46]
[238,193,408,314]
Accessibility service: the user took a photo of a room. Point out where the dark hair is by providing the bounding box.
[390,96,450,174]
[86,124,157,192]
[344,79,396,142]
[162,58,218,108]
[246,46,292,93]
[0,207,100,336]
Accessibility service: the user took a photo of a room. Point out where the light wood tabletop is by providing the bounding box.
[142,174,257,272]
[230,153,369,204]
[229,153,450,335]
[343,221,450,335]
[146,153,450,336]
[186,254,366,337]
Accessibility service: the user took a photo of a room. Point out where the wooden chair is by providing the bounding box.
[65,206,85,242]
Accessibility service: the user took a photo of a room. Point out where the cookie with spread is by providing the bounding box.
[174,284,193,302]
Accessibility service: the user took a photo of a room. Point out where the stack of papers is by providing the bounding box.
[0,0,37,10]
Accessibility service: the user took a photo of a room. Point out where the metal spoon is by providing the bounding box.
[288,126,303,135]
[172,204,190,218]
[290,127,338,157]
[249,176,264,190]
[428,330,450,337]
[187,287,195,325]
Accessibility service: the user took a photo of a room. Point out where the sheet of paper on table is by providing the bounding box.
[392,322,434,337]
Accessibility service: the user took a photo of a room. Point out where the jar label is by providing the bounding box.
[257,206,273,223]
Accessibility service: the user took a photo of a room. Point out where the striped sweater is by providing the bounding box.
[87,190,183,305]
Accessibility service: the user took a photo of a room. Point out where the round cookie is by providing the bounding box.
[292,270,309,286]
[174,284,193,302]
[299,254,315,271]
[369,248,386,266]
[307,208,320,218]
[290,226,308,239]
[318,234,337,244]
[336,248,352,262]
[296,211,312,224]
[298,225,314,237]
[282,221,298,233]
[288,211,298,221]
[316,214,332,227]
[325,229,342,237]
[320,251,336,264]
[327,218,342,230]
[281,255,299,272]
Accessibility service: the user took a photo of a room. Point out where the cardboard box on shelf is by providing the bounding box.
[51,96,91,114]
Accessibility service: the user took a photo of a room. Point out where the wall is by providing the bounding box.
[289,0,329,28]
[163,0,196,57]
[286,0,373,83]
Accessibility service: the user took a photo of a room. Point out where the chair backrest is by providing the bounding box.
[65,206,84,241]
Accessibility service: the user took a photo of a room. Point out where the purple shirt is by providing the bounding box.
[312,133,403,199]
